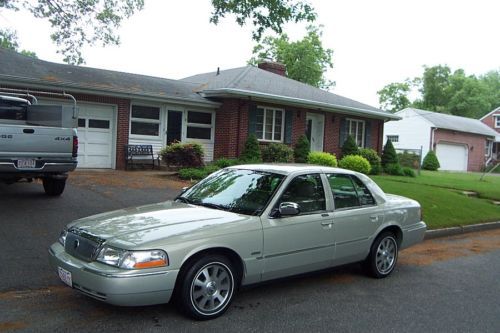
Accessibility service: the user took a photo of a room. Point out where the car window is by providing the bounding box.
[278,174,326,214]
[351,176,376,206]
[326,174,360,210]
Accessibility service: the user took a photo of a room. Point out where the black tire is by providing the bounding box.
[177,255,236,320]
[42,178,66,196]
[365,231,398,278]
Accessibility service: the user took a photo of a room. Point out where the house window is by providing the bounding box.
[130,105,160,137]
[494,115,500,128]
[255,107,284,142]
[387,135,399,143]
[347,119,365,147]
[186,111,214,140]
[485,140,492,156]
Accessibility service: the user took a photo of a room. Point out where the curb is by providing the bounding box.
[425,221,500,240]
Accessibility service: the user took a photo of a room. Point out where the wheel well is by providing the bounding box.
[380,226,403,246]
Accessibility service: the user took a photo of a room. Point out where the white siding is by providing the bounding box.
[383,108,434,157]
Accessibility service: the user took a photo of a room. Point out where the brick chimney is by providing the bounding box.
[258,61,287,77]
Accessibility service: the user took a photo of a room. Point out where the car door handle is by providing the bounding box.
[370,215,379,222]
[321,213,330,217]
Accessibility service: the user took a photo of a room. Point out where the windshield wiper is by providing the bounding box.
[175,196,192,204]
[196,202,230,211]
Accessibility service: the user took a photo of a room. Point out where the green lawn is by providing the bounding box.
[371,171,500,229]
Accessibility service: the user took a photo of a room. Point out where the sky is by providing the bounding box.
[1,0,499,107]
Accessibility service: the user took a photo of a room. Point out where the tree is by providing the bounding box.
[210,0,317,41]
[422,151,440,171]
[377,81,412,113]
[240,134,262,162]
[381,140,398,167]
[293,134,310,163]
[0,28,37,58]
[249,25,334,89]
[341,135,359,157]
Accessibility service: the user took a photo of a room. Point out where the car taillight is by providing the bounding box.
[72,135,78,157]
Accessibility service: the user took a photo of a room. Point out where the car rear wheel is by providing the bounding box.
[365,232,398,278]
[42,178,66,196]
[177,255,236,320]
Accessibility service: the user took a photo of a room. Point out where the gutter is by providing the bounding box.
[200,88,401,121]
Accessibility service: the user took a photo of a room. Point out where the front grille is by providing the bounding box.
[65,229,104,262]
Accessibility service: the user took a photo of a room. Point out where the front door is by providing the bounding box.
[306,113,324,151]
[166,110,183,145]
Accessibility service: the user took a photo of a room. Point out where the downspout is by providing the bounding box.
[235,99,243,157]
[430,127,436,151]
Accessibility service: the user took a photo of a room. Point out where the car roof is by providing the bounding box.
[228,163,359,176]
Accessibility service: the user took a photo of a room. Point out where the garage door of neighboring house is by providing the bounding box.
[77,104,115,168]
[436,143,468,171]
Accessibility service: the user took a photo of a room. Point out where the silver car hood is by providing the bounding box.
[67,201,252,246]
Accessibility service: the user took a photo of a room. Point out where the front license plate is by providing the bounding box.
[58,267,72,287]
[17,159,36,168]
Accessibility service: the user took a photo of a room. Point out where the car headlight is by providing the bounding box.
[59,229,68,246]
[96,246,168,269]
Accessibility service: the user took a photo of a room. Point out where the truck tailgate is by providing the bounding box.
[0,125,76,158]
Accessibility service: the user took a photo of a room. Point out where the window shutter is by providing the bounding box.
[364,121,371,148]
[248,103,257,136]
[284,110,293,144]
[339,118,347,147]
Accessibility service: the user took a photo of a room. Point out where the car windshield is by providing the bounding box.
[178,168,285,216]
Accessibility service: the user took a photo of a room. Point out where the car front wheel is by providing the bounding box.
[365,232,398,278]
[177,255,236,320]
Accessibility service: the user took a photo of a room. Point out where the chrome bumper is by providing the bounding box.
[48,243,179,306]
[401,221,427,250]
[0,161,77,173]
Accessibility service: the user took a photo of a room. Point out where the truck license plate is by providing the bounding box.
[17,159,36,168]
[58,267,72,287]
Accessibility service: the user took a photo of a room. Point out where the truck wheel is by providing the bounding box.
[43,178,66,196]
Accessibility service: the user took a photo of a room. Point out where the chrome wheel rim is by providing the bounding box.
[376,236,397,274]
[190,262,234,315]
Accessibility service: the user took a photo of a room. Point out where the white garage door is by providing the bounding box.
[436,143,468,171]
[77,105,115,168]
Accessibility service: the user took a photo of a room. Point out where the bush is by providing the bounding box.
[213,158,239,168]
[341,135,359,157]
[381,140,398,167]
[261,143,294,163]
[294,134,310,163]
[402,167,416,177]
[398,152,420,168]
[359,148,382,175]
[160,142,204,167]
[307,151,338,167]
[422,150,440,171]
[384,163,404,176]
[178,165,220,180]
[339,155,371,174]
[240,134,262,162]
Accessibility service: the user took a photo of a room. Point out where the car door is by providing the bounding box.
[326,173,383,266]
[260,173,335,280]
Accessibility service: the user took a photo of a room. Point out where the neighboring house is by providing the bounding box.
[384,108,498,171]
[0,48,398,169]
[480,107,500,161]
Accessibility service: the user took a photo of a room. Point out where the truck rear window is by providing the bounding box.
[0,99,28,121]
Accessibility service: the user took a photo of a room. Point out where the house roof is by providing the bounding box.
[402,108,498,138]
[479,106,500,120]
[0,48,216,107]
[182,66,399,120]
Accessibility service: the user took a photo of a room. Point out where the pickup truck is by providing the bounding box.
[0,94,78,196]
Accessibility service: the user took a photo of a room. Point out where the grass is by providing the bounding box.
[371,171,500,229]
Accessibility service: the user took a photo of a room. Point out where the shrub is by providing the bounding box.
[213,158,239,168]
[384,163,404,176]
[422,150,440,171]
[381,140,398,167]
[240,134,262,162]
[294,134,310,163]
[307,151,338,167]
[160,142,204,167]
[402,167,416,177]
[398,152,420,168]
[341,135,359,157]
[339,155,371,174]
[261,143,294,163]
[359,148,382,175]
[178,165,220,180]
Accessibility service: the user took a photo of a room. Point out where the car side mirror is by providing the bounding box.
[279,202,300,216]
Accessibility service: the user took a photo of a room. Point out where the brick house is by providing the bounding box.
[480,107,500,161]
[384,108,498,171]
[0,48,398,169]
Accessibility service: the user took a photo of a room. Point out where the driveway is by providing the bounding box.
[0,171,499,332]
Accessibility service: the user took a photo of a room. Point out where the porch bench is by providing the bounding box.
[125,144,158,170]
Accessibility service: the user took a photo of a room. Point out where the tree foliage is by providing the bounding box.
[0,28,37,57]
[249,25,334,89]
[293,134,310,163]
[378,64,500,118]
[341,135,359,157]
[381,140,398,167]
[210,0,317,41]
[422,150,440,171]
[240,134,262,162]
